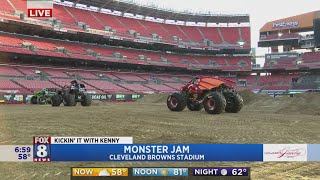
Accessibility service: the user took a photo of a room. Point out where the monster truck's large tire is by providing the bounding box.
[51,95,62,107]
[37,96,46,105]
[167,93,187,111]
[63,94,76,106]
[186,99,203,111]
[81,94,92,106]
[30,96,38,104]
[203,92,226,114]
[225,92,243,113]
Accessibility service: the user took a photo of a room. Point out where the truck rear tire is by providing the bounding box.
[225,93,243,113]
[81,94,92,106]
[203,92,226,114]
[30,96,38,104]
[51,95,62,107]
[37,96,46,105]
[64,94,76,106]
[167,93,186,111]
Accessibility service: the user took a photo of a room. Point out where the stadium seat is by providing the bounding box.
[0,79,30,94]
[164,83,184,90]
[66,6,104,30]
[0,35,22,47]
[21,38,57,51]
[112,73,146,82]
[0,66,24,76]
[53,4,78,25]
[83,80,133,94]
[92,12,128,33]
[219,27,240,44]
[42,69,69,78]
[199,27,223,44]
[119,84,153,93]
[144,84,176,93]
[116,16,150,36]
[15,79,59,91]
[179,26,204,43]
[9,0,28,14]
[0,0,15,13]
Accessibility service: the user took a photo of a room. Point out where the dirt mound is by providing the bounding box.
[276,93,320,115]
[238,90,271,105]
[136,94,168,103]
[237,90,320,115]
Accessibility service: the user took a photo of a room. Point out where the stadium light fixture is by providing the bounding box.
[238,41,245,47]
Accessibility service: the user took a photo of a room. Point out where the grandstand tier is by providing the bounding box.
[0,34,252,71]
[1,65,319,95]
[0,1,251,49]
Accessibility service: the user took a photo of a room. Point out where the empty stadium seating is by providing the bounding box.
[43,68,69,77]
[139,20,172,39]
[260,33,300,41]
[179,26,204,43]
[0,35,22,47]
[116,16,150,36]
[112,73,146,82]
[219,27,240,44]
[16,67,39,76]
[92,12,128,33]
[164,83,184,90]
[0,79,30,94]
[65,7,104,30]
[9,0,27,14]
[21,38,57,51]
[0,34,251,70]
[84,80,132,94]
[302,52,320,63]
[264,58,297,69]
[119,84,153,93]
[0,66,24,76]
[0,0,15,13]
[0,1,251,48]
[15,79,58,91]
[53,4,78,25]
[144,84,176,92]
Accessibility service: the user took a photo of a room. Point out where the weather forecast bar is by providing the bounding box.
[70,167,250,178]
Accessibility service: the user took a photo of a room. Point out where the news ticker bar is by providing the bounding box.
[71,167,250,177]
[0,143,320,162]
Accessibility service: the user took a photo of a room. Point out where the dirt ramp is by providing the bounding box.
[277,93,320,116]
[136,94,168,103]
[238,90,320,115]
[238,90,271,105]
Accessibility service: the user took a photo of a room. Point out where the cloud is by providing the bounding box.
[99,169,110,176]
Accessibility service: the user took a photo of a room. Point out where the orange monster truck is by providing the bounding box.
[167,76,243,114]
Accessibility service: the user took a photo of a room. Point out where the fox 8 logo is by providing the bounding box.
[33,137,51,161]
[36,144,48,157]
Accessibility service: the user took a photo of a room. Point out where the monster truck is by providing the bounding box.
[51,81,92,107]
[167,76,243,114]
[30,88,57,105]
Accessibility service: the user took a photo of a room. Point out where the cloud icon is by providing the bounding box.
[99,169,110,176]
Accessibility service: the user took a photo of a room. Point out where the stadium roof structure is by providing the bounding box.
[66,0,250,23]
[260,11,320,33]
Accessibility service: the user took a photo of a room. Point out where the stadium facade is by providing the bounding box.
[0,0,319,103]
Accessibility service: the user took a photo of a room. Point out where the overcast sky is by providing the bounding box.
[131,0,319,63]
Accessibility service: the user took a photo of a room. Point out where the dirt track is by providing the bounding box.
[0,91,319,179]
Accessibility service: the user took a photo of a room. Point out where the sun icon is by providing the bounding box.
[161,169,168,176]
